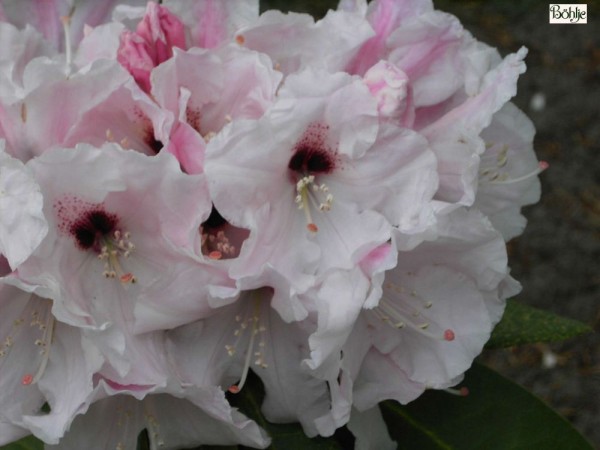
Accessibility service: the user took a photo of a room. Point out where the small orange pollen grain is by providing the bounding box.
[209,251,223,260]
[539,160,549,171]
[235,35,245,45]
[307,223,318,233]
[460,387,470,397]
[228,385,240,394]
[21,374,34,385]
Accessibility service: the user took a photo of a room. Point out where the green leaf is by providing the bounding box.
[486,299,592,348]
[229,371,342,450]
[0,436,43,450]
[380,363,594,450]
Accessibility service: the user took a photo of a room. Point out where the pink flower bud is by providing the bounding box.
[117,2,186,92]
[136,2,186,63]
[117,30,155,93]
[363,60,415,126]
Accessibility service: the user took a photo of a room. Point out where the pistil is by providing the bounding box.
[98,230,136,284]
[294,175,333,233]
[226,293,269,394]
[60,14,73,73]
[21,308,56,386]
[374,281,455,342]
[480,143,548,184]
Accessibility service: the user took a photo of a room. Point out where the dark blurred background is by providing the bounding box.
[260,0,600,446]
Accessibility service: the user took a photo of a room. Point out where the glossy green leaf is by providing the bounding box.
[380,363,593,450]
[0,436,43,450]
[486,300,592,348]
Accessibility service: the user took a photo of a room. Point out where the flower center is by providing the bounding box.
[480,143,548,184]
[288,145,335,175]
[56,198,138,285]
[294,175,333,233]
[71,210,136,284]
[97,229,137,284]
[287,124,338,233]
[225,290,270,394]
[71,209,118,251]
[373,280,455,342]
[200,206,248,260]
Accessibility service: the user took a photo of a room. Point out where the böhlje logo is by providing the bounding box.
[549,4,588,24]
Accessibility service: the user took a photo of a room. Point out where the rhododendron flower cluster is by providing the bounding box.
[0,0,545,448]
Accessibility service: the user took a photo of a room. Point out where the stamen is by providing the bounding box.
[60,15,73,73]
[228,317,257,393]
[375,283,456,342]
[22,311,56,386]
[487,161,549,185]
[226,293,268,394]
[0,322,21,358]
[98,230,137,284]
[145,410,165,448]
[496,145,509,168]
[294,175,333,233]
[110,405,142,449]
[480,142,548,184]
[201,225,239,260]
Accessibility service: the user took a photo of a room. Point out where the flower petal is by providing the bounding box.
[0,146,47,269]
